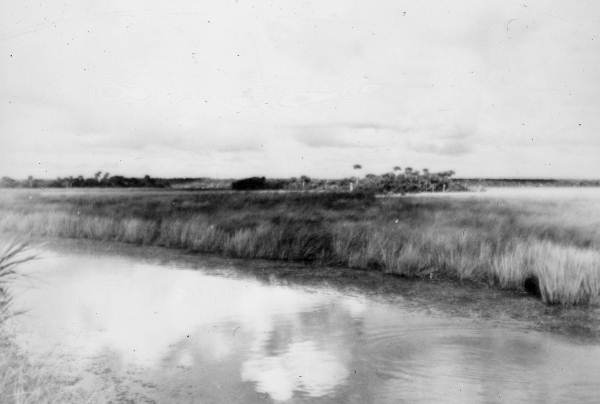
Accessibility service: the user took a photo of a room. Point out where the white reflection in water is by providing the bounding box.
[242,340,348,401]
[7,249,600,403]
[10,252,360,401]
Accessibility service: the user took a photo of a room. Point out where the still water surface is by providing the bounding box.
[8,249,600,403]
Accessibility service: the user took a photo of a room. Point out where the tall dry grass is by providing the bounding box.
[1,189,599,305]
[491,241,600,305]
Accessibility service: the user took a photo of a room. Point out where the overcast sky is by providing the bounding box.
[1,0,599,179]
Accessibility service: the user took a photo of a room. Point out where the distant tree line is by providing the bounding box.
[1,167,466,194]
[0,172,170,188]
[4,170,599,192]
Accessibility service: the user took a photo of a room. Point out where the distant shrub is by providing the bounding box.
[0,177,18,188]
[231,177,267,190]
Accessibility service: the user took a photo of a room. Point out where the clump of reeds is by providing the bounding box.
[491,240,600,305]
[0,241,36,320]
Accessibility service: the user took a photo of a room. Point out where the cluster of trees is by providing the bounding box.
[353,166,462,193]
[230,166,462,193]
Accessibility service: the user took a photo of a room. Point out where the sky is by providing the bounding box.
[1,0,599,179]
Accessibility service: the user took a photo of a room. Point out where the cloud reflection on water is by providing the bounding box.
[11,253,361,401]
[241,340,348,401]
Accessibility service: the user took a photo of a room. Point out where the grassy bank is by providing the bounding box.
[1,189,600,305]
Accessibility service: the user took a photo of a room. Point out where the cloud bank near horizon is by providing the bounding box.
[1,0,599,179]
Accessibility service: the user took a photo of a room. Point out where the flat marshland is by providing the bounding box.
[2,192,600,402]
[1,187,600,305]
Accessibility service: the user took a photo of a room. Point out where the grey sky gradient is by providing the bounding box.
[1,0,599,178]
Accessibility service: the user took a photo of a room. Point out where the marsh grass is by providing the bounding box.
[1,189,600,305]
